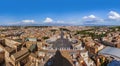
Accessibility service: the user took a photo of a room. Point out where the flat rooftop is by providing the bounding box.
[98,47,120,59]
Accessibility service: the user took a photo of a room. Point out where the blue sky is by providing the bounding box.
[0,0,120,25]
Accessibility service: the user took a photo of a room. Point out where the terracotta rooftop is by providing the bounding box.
[11,48,29,61]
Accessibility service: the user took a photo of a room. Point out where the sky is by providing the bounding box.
[0,0,120,25]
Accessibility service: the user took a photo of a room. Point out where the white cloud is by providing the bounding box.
[108,11,120,20]
[82,15,104,23]
[83,15,96,19]
[22,20,35,23]
[44,17,53,23]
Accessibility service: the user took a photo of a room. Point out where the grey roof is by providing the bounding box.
[98,47,120,59]
[29,44,37,52]
[26,38,37,41]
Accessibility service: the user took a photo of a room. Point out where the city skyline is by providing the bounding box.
[0,0,120,25]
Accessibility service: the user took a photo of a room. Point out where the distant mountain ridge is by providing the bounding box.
[0,22,119,26]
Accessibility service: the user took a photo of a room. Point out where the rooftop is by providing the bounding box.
[11,48,29,60]
[26,38,37,42]
[98,47,120,59]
